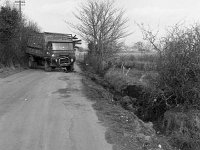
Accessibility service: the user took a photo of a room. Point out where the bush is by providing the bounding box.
[0,5,21,66]
[104,68,130,92]
[0,4,40,67]
[136,24,200,120]
[138,24,200,149]
[85,54,105,74]
[154,25,200,108]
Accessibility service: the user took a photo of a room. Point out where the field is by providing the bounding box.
[117,50,156,56]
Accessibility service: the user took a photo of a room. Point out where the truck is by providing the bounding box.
[26,32,81,72]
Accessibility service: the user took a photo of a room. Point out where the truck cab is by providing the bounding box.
[44,41,76,71]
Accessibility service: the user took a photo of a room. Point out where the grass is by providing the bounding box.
[105,53,158,92]
[112,53,157,71]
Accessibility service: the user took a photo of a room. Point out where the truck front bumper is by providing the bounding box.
[50,57,74,67]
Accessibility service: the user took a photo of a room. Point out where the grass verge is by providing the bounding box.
[0,66,25,78]
[82,71,174,150]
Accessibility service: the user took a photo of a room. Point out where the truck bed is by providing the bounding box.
[26,33,45,57]
[26,32,74,57]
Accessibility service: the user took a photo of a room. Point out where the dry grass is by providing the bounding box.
[110,53,158,75]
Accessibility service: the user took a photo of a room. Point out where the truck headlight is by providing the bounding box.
[71,58,74,62]
[52,54,55,57]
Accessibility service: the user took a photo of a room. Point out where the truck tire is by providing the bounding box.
[66,64,74,72]
[51,67,56,70]
[28,57,34,69]
[33,62,37,69]
[70,64,74,72]
[44,61,51,72]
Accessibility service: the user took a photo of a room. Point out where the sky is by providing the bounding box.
[2,0,200,46]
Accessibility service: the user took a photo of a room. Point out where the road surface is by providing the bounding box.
[0,65,112,150]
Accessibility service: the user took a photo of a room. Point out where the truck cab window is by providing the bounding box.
[52,43,73,51]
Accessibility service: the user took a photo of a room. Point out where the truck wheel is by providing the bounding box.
[70,64,74,72]
[65,65,74,72]
[49,66,52,72]
[44,61,49,71]
[28,57,33,69]
[33,62,37,69]
[65,67,68,73]
[44,61,51,72]
[51,67,56,70]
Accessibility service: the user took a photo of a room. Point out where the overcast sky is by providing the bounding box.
[5,0,200,45]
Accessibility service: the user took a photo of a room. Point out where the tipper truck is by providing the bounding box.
[26,32,81,72]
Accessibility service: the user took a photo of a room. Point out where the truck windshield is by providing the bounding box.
[52,43,73,50]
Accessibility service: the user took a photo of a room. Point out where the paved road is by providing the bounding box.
[0,65,111,150]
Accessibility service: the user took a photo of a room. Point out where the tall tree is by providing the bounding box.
[71,0,129,71]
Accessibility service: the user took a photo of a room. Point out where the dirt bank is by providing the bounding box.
[82,73,173,150]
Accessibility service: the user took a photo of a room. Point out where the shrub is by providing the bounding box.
[0,4,40,67]
[104,68,130,92]
[138,24,200,149]
[155,25,200,108]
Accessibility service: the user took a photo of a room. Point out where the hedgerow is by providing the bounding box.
[0,3,40,67]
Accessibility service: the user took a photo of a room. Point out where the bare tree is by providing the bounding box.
[135,22,161,53]
[70,0,129,71]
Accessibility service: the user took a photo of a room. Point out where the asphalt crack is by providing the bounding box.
[69,115,76,150]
